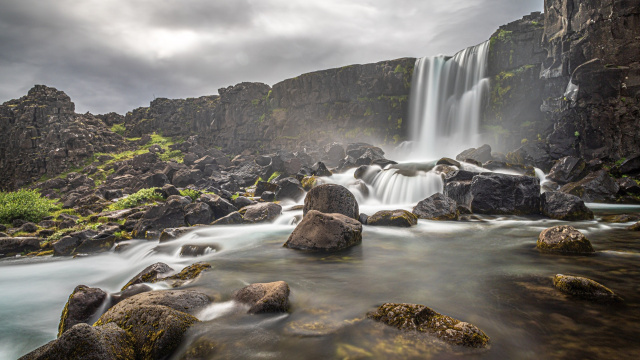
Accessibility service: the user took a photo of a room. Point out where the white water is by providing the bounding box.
[408,41,490,160]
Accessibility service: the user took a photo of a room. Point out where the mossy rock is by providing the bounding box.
[161,262,211,287]
[121,262,174,291]
[367,210,418,227]
[301,176,319,191]
[58,285,108,337]
[537,225,595,254]
[553,274,622,302]
[233,281,290,314]
[367,303,490,348]
[627,221,640,231]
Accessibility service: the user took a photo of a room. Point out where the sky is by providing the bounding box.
[0,0,543,114]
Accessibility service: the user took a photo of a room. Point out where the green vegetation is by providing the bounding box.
[110,123,126,136]
[180,189,201,201]
[574,131,580,137]
[394,65,408,74]
[109,188,165,210]
[0,189,60,224]
[268,172,281,183]
[615,158,627,166]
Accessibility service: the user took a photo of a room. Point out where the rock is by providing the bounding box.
[160,262,212,285]
[74,235,116,254]
[627,222,640,231]
[444,170,478,183]
[58,285,108,337]
[506,142,553,173]
[180,244,219,257]
[53,236,83,257]
[241,202,282,223]
[284,210,362,251]
[367,210,418,227]
[255,155,272,167]
[436,157,461,167]
[0,237,41,257]
[367,303,490,348]
[173,169,204,188]
[358,213,369,225]
[537,225,595,254]
[233,281,291,314]
[183,153,198,166]
[211,211,244,225]
[455,144,492,164]
[121,262,174,291]
[311,162,332,177]
[254,181,279,197]
[132,198,187,238]
[547,156,588,184]
[19,323,135,360]
[300,176,319,191]
[324,143,345,167]
[553,274,622,302]
[443,181,473,208]
[617,177,640,195]
[184,202,213,225]
[618,155,640,176]
[482,161,536,177]
[601,214,640,223]
[412,193,459,221]
[470,173,540,215]
[260,191,276,202]
[541,191,594,221]
[159,227,193,243]
[18,222,38,233]
[303,184,359,220]
[109,284,153,307]
[275,177,305,201]
[198,193,237,219]
[233,196,256,209]
[560,170,620,203]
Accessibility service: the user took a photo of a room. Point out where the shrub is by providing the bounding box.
[180,189,201,201]
[109,188,165,210]
[0,189,60,224]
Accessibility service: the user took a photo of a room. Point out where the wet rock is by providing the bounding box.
[109,284,153,307]
[159,227,193,243]
[367,210,418,227]
[367,303,490,348]
[233,196,256,209]
[260,191,276,202]
[198,193,237,219]
[233,281,290,314]
[547,156,588,184]
[553,274,622,302]
[184,202,213,226]
[0,237,41,257]
[284,210,362,251]
[627,222,640,231]
[537,225,595,254]
[540,191,594,221]
[303,184,359,220]
[53,236,83,257]
[19,323,135,360]
[180,244,219,257]
[600,214,640,223]
[132,198,187,238]
[75,235,116,254]
[121,262,174,291]
[324,143,345,167]
[444,170,478,183]
[311,162,332,177]
[275,177,305,201]
[617,155,640,176]
[254,181,279,197]
[506,142,553,173]
[358,213,369,225]
[470,173,540,215]
[560,170,620,203]
[444,181,473,208]
[160,262,212,287]
[455,144,492,164]
[482,161,536,177]
[211,211,244,225]
[58,285,108,337]
[617,177,640,195]
[241,202,282,223]
[300,176,319,191]
[413,193,459,221]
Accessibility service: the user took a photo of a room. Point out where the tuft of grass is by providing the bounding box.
[0,189,60,224]
[110,123,126,136]
[179,189,201,201]
[108,188,165,210]
[267,172,281,183]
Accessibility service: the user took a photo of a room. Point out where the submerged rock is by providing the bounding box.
[412,193,459,221]
[121,262,174,291]
[553,274,622,302]
[537,225,595,254]
[470,173,540,215]
[58,285,108,337]
[540,191,594,221]
[367,210,418,227]
[159,227,193,243]
[367,303,490,348]
[627,222,640,231]
[233,281,290,314]
[284,210,362,252]
[303,184,359,220]
[160,262,212,287]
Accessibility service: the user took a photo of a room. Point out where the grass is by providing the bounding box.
[0,189,60,224]
[180,189,201,201]
[108,188,165,210]
[110,123,126,136]
[267,172,281,183]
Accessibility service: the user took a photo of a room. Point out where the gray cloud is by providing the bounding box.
[0,0,543,114]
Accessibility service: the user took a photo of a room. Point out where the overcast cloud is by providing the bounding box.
[0,0,543,114]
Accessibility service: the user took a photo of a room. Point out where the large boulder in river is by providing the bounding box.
[470,173,540,215]
[367,210,417,227]
[303,184,359,220]
[444,181,473,208]
[58,285,108,337]
[547,156,588,184]
[559,170,620,203]
[412,193,459,221]
[537,225,595,254]
[241,202,282,223]
[19,323,135,360]
[233,281,291,314]
[553,274,622,302]
[541,191,594,221]
[284,210,362,251]
[367,303,490,348]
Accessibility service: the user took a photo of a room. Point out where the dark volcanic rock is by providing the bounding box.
[233,281,291,314]
[537,225,595,254]
[180,244,219,257]
[444,181,473,208]
[254,181,279,197]
[559,170,620,203]
[541,191,594,221]
[470,173,540,215]
[456,145,493,164]
[412,193,459,221]
[184,202,213,225]
[58,285,108,337]
[211,211,244,225]
[547,156,588,184]
[0,237,41,257]
[553,274,622,302]
[159,227,193,243]
[198,193,237,219]
[132,198,187,238]
[241,202,282,223]
[303,184,359,220]
[367,210,418,227]
[284,210,362,252]
[275,177,305,202]
[121,262,174,291]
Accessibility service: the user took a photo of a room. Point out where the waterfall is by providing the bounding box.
[408,41,490,159]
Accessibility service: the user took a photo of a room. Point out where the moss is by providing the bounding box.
[301,176,318,191]
[553,274,622,302]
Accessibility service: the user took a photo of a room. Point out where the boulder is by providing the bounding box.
[109,284,153,307]
[159,227,193,243]
[367,210,418,227]
[443,181,473,208]
[180,244,219,257]
[627,222,640,231]
[0,237,41,258]
[482,161,536,177]
[303,184,359,220]
[233,196,256,209]
[505,142,553,172]
[172,169,204,188]
[284,210,362,251]
[443,170,478,183]
[161,183,181,197]
[241,203,282,223]
[455,144,492,164]
[58,285,108,337]
[470,174,540,215]
[260,192,276,202]
[537,225,595,254]
[74,235,116,255]
[143,172,170,188]
[132,198,187,237]
[553,274,622,302]
[367,303,490,348]
[184,202,213,225]
[53,236,83,257]
[211,211,244,225]
[275,177,305,201]
[324,143,345,166]
[18,222,38,233]
[311,162,332,177]
[121,262,174,291]
[618,155,640,176]
[541,192,594,221]
[559,170,620,203]
[436,157,461,167]
[412,193,459,221]
[254,181,279,197]
[19,323,135,360]
[233,281,291,314]
[159,262,212,287]
[617,177,640,195]
[198,193,237,219]
[547,156,588,184]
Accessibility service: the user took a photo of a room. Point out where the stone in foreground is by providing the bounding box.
[412,193,459,221]
[367,303,490,348]
[233,281,291,314]
[58,285,108,337]
[303,184,359,220]
[553,274,622,302]
[284,210,362,252]
[540,191,594,221]
[367,210,418,227]
[537,225,595,254]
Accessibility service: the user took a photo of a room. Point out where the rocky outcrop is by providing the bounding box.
[559,170,620,203]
